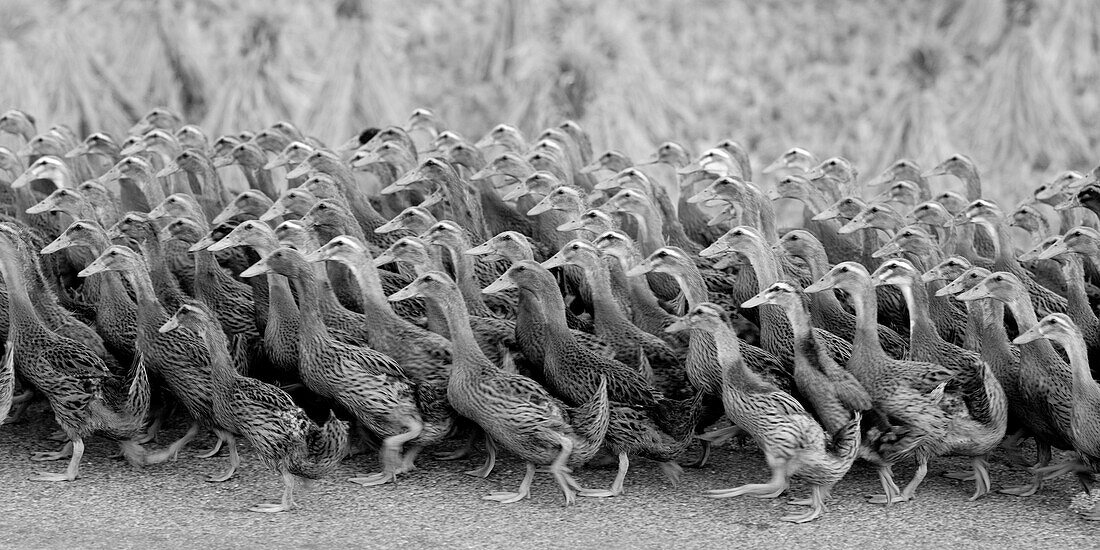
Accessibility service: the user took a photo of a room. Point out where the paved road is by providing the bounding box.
[0,405,1095,549]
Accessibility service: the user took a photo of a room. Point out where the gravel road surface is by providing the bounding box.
[1,404,1095,549]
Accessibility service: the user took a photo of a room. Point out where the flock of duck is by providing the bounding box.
[0,106,1098,523]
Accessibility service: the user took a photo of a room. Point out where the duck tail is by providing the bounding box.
[654,390,706,439]
[569,375,611,461]
[964,361,1007,431]
[90,354,152,443]
[828,411,862,467]
[289,410,350,480]
[0,342,13,422]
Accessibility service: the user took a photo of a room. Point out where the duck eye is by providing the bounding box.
[657,250,668,257]
[790,235,799,241]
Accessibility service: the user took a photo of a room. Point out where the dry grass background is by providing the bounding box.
[1,0,1098,204]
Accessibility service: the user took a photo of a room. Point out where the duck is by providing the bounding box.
[804,262,951,504]
[78,245,238,476]
[158,302,348,512]
[241,247,453,487]
[484,260,701,498]
[1012,313,1100,520]
[0,226,149,481]
[954,271,1082,496]
[871,259,1008,500]
[775,229,909,357]
[542,239,686,395]
[390,271,609,504]
[675,301,862,523]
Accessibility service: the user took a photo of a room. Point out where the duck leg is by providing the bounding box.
[465,436,497,478]
[868,464,902,505]
[251,469,297,513]
[348,419,422,486]
[396,445,422,475]
[3,389,34,424]
[195,430,227,458]
[207,432,240,482]
[436,425,479,461]
[790,486,832,506]
[578,452,629,498]
[705,457,788,499]
[483,461,535,503]
[30,440,74,462]
[892,456,930,502]
[548,434,577,506]
[30,437,84,482]
[969,456,992,501]
[1000,441,1051,497]
[781,484,829,523]
[144,422,200,464]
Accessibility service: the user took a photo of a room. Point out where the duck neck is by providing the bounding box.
[583,258,629,330]
[959,167,982,201]
[848,280,885,359]
[288,267,329,341]
[746,244,781,290]
[896,281,939,342]
[0,247,47,338]
[345,256,403,335]
[673,264,709,308]
[437,292,492,373]
[1061,257,1098,326]
[444,244,494,317]
[203,325,239,389]
[631,203,665,255]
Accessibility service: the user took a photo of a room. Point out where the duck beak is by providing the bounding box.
[372,251,397,267]
[155,161,180,179]
[482,273,516,294]
[526,197,553,216]
[1012,325,1044,345]
[205,237,236,252]
[953,284,987,301]
[698,242,728,258]
[65,143,90,159]
[625,261,653,278]
[119,141,147,156]
[25,198,56,215]
[712,254,739,270]
[685,187,714,204]
[263,156,288,171]
[1055,194,1081,211]
[920,269,944,283]
[921,162,949,178]
[502,185,528,202]
[556,219,585,232]
[258,203,287,222]
[158,316,181,334]
[211,205,241,226]
[419,192,443,209]
[740,291,770,309]
[77,258,108,278]
[41,234,73,255]
[473,135,496,149]
[664,318,689,333]
[802,276,835,294]
[147,203,170,220]
[302,247,328,263]
[375,218,405,234]
[10,170,34,189]
[836,219,863,235]
[761,157,788,174]
[240,257,272,278]
[211,155,234,169]
[707,207,736,227]
[579,160,603,174]
[593,176,620,191]
[871,242,901,259]
[284,162,311,180]
[866,170,895,187]
[388,281,424,302]
[803,167,825,180]
[1036,239,1069,260]
[465,242,494,256]
[188,236,217,252]
[811,206,841,222]
[540,251,568,270]
[99,165,123,184]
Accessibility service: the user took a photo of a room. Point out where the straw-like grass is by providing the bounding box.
[0,0,1096,204]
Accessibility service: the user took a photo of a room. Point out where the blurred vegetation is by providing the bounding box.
[1,0,1098,203]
